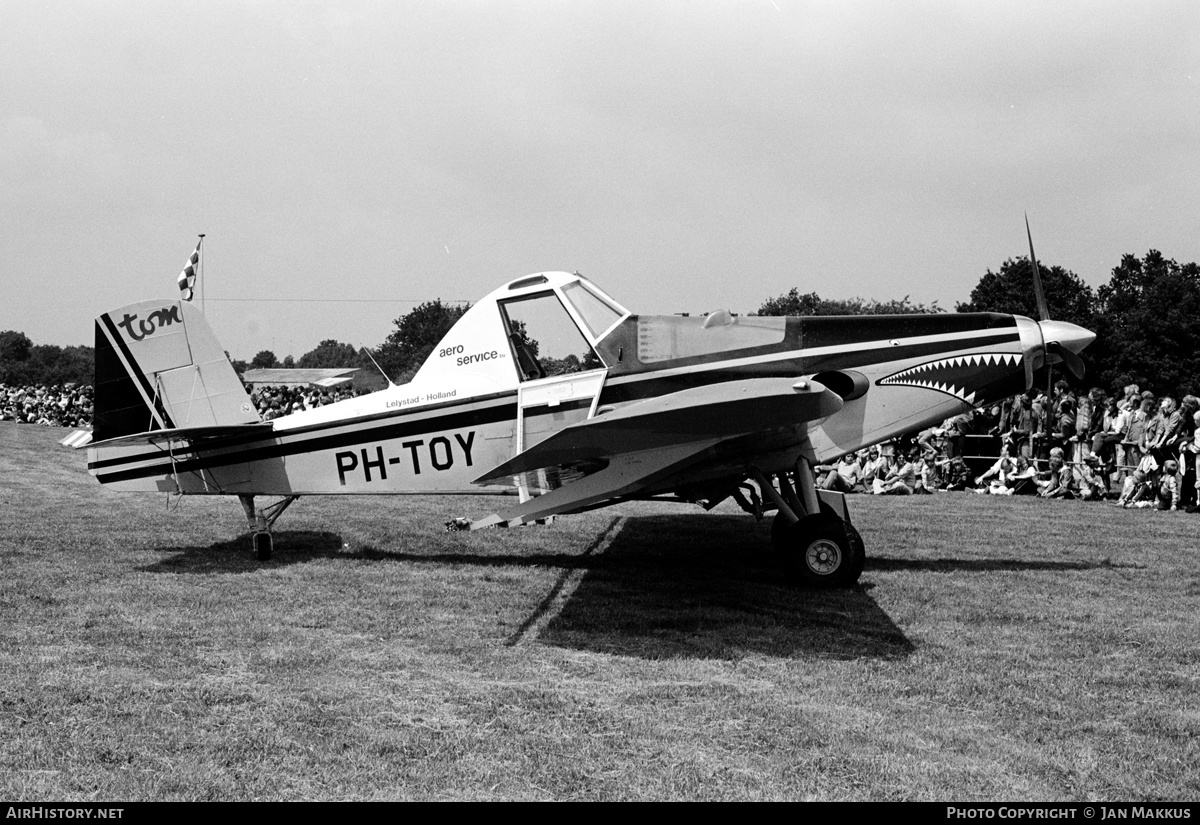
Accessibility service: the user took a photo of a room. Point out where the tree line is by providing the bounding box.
[2,250,1197,398]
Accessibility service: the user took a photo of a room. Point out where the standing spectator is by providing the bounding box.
[1147,397,1183,463]
[1175,396,1200,507]
[1093,398,1131,473]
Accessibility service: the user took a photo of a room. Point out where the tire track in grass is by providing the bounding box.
[505,516,624,646]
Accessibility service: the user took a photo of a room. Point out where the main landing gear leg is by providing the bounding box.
[238,495,299,561]
[749,461,864,588]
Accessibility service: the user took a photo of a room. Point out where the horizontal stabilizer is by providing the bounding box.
[475,377,841,485]
[89,422,274,449]
[60,429,94,449]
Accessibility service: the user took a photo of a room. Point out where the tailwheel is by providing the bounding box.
[780,513,862,589]
[253,530,273,561]
[238,495,297,562]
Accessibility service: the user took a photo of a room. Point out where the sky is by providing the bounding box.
[2,0,1198,361]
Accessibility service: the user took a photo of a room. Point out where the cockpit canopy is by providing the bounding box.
[410,271,630,388]
[496,275,627,380]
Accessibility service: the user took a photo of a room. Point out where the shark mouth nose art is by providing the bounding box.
[878,352,1021,405]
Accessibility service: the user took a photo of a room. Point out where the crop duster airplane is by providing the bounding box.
[84,240,1093,587]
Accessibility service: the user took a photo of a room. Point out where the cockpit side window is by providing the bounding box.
[499,291,605,381]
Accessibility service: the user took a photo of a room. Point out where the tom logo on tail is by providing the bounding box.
[81,230,1094,585]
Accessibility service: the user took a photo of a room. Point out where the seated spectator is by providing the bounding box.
[937,455,973,491]
[1117,454,1159,507]
[1153,459,1181,511]
[856,445,889,492]
[913,450,939,494]
[1037,454,1075,499]
[1002,455,1039,495]
[1074,454,1110,501]
[873,449,916,495]
[974,445,1017,490]
[816,454,860,493]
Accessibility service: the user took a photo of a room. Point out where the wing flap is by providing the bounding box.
[470,439,723,528]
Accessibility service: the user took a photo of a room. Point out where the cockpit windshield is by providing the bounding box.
[560,281,625,341]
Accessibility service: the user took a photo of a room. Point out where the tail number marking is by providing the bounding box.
[335,431,475,485]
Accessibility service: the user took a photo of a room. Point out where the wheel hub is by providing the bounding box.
[806,539,842,575]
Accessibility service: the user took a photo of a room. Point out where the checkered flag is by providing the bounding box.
[176,236,204,301]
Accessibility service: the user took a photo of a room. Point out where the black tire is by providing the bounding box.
[844,522,866,583]
[770,502,841,553]
[254,531,272,561]
[770,512,794,550]
[781,513,859,588]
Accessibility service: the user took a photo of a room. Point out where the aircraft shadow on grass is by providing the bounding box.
[134,510,1122,660]
[136,514,911,659]
[513,514,917,660]
[137,530,346,573]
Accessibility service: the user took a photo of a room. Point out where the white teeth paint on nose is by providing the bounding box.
[879,352,1021,402]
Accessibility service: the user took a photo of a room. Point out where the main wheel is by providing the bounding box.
[781,514,860,588]
[844,522,866,583]
[771,501,838,552]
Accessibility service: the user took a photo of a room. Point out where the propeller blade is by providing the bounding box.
[1025,213,1050,322]
[1046,341,1086,381]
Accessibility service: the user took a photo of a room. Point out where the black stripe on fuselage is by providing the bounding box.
[93,394,594,484]
[87,390,519,471]
[598,328,1021,405]
[798,313,1017,349]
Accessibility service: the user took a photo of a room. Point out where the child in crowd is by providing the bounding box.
[1153,459,1181,511]
[1117,454,1159,507]
[1075,454,1110,501]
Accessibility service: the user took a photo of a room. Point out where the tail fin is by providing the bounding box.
[93,300,260,441]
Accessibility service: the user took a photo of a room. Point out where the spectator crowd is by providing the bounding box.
[0,382,369,429]
[815,381,1200,512]
[1,383,93,427]
[249,384,366,420]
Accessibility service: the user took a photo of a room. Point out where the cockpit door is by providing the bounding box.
[498,289,609,499]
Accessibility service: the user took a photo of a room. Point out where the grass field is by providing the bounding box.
[1,421,1197,801]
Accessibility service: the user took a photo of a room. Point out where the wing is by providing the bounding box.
[468,377,842,528]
